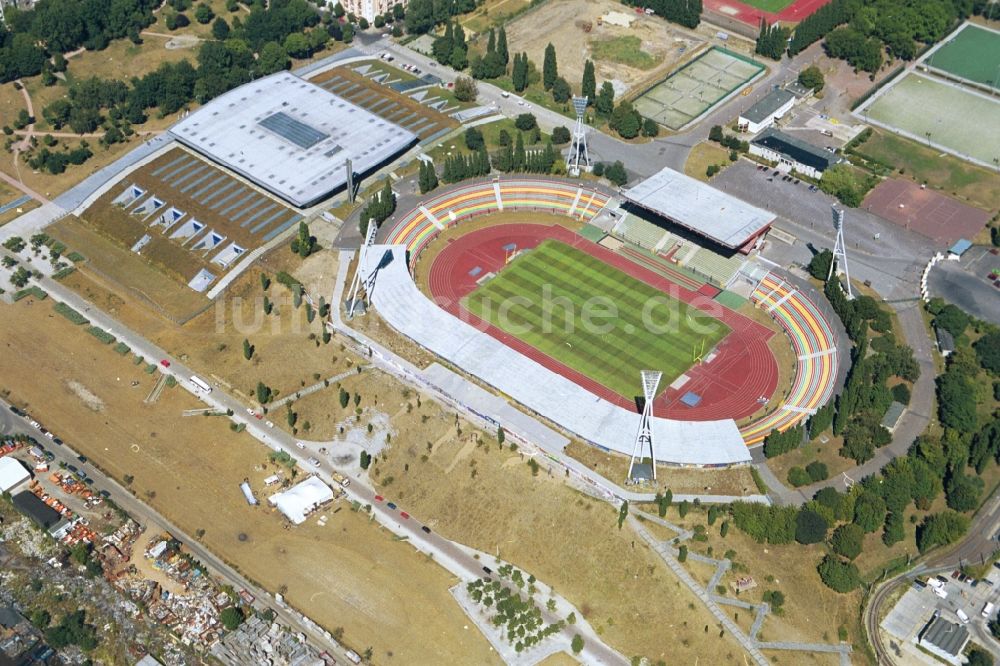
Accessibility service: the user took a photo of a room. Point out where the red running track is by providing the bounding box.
[704,0,831,27]
[427,224,780,422]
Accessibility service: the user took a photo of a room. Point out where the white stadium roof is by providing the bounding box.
[0,457,30,493]
[268,476,334,524]
[621,167,776,249]
[362,245,751,466]
[169,72,417,208]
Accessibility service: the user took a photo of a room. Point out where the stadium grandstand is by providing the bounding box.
[621,167,776,253]
[169,72,417,208]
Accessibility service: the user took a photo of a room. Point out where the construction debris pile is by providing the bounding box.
[211,615,327,666]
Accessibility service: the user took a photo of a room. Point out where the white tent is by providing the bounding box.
[268,476,334,525]
[0,457,30,493]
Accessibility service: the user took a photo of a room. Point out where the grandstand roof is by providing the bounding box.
[621,168,776,249]
[169,72,417,208]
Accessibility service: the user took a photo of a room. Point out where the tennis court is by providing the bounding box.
[858,72,1000,168]
[634,47,764,130]
[924,22,1000,90]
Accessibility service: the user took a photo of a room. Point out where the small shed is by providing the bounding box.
[881,401,907,432]
[948,239,973,257]
[935,326,955,357]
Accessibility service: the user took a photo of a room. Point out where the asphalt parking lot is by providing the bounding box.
[928,247,1000,325]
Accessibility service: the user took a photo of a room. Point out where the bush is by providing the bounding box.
[86,327,116,344]
[891,383,911,405]
[805,461,828,482]
[787,467,811,487]
[603,161,628,187]
[220,607,244,630]
[817,555,861,592]
[916,511,970,553]
[551,126,571,144]
[454,76,478,102]
[53,302,89,325]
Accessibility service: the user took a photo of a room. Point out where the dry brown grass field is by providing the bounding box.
[504,0,704,97]
[655,503,871,663]
[0,295,500,664]
[683,141,732,182]
[566,442,759,496]
[372,430,749,663]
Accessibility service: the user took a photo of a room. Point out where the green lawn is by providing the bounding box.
[736,0,796,11]
[589,36,661,71]
[463,240,730,398]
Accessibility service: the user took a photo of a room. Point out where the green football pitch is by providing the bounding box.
[926,23,1000,89]
[736,0,796,12]
[463,240,731,398]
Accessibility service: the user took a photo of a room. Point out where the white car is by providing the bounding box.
[44,432,54,440]
[266,421,274,429]
[307,457,320,468]
[295,442,306,450]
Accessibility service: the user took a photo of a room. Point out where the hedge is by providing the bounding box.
[66,252,86,263]
[52,266,76,280]
[53,302,89,325]
[12,286,47,301]
[114,342,130,355]
[87,327,116,344]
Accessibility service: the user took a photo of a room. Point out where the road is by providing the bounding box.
[0,247,626,665]
[0,396,356,663]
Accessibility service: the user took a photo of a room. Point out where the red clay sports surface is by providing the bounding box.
[427,224,779,422]
[705,0,831,27]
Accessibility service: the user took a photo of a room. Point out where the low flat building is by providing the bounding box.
[0,457,30,494]
[738,88,795,134]
[935,326,955,357]
[11,491,62,531]
[750,128,842,179]
[917,615,969,665]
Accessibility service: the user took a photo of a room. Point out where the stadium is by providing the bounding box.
[354,173,840,472]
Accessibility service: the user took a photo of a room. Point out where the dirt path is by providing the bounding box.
[11,80,37,183]
[0,168,48,204]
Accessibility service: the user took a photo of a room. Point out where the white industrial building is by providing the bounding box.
[169,72,417,208]
[738,88,795,134]
[749,128,843,180]
[269,476,334,525]
[0,457,31,494]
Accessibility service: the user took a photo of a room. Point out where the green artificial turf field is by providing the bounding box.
[926,23,1000,89]
[463,240,730,398]
[735,0,796,12]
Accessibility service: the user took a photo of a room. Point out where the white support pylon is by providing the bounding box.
[627,370,662,482]
[345,221,378,319]
[829,206,853,299]
[569,96,590,176]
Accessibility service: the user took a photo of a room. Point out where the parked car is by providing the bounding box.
[387,502,397,510]
[400,511,410,519]
[421,526,431,534]
[77,455,87,463]
[307,458,320,468]
[160,359,170,368]
[374,495,384,502]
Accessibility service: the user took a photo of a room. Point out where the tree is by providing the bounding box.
[618,500,629,529]
[551,126,571,144]
[853,490,886,533]
[405,0,434,33]
[817,555,861,592]
[464,126,484,150]
[830,523,864,560]
[496,25,509,65]
[678,544,688,561]
[211,16,230,39]
[938,369,978,433]
[220,607,245,630]
[935,304,970,339]
[806,460,828,482]
[195,2,215,23]
[807,249,834,280]
[30,609,51,628]
[453,76,477,102]
[360,450,372,469]
[512,52,529,92]
[581,60,596,101]
[242,338,254,360]
[571,634,584,654]
[551,76,571,103]
[795,508,828,544]
[946,470,984,512]
[258,42,290,74]
[603,161,628,187]
[798,65,825,91]
[284,32,312,59]
[974,331,1000,374]
[788,467,812,487]
[967,647,992,666]
[916,511,970,553]
[542,42,557,90]
[642,118,659,137]
[755,19,790,59]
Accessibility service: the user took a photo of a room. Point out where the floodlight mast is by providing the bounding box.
[345,221,378,318]
[829,206,853,299]
[569,96,591,176]
[627,370,663,482]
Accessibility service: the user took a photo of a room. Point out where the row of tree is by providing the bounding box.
[359,179,396,237]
